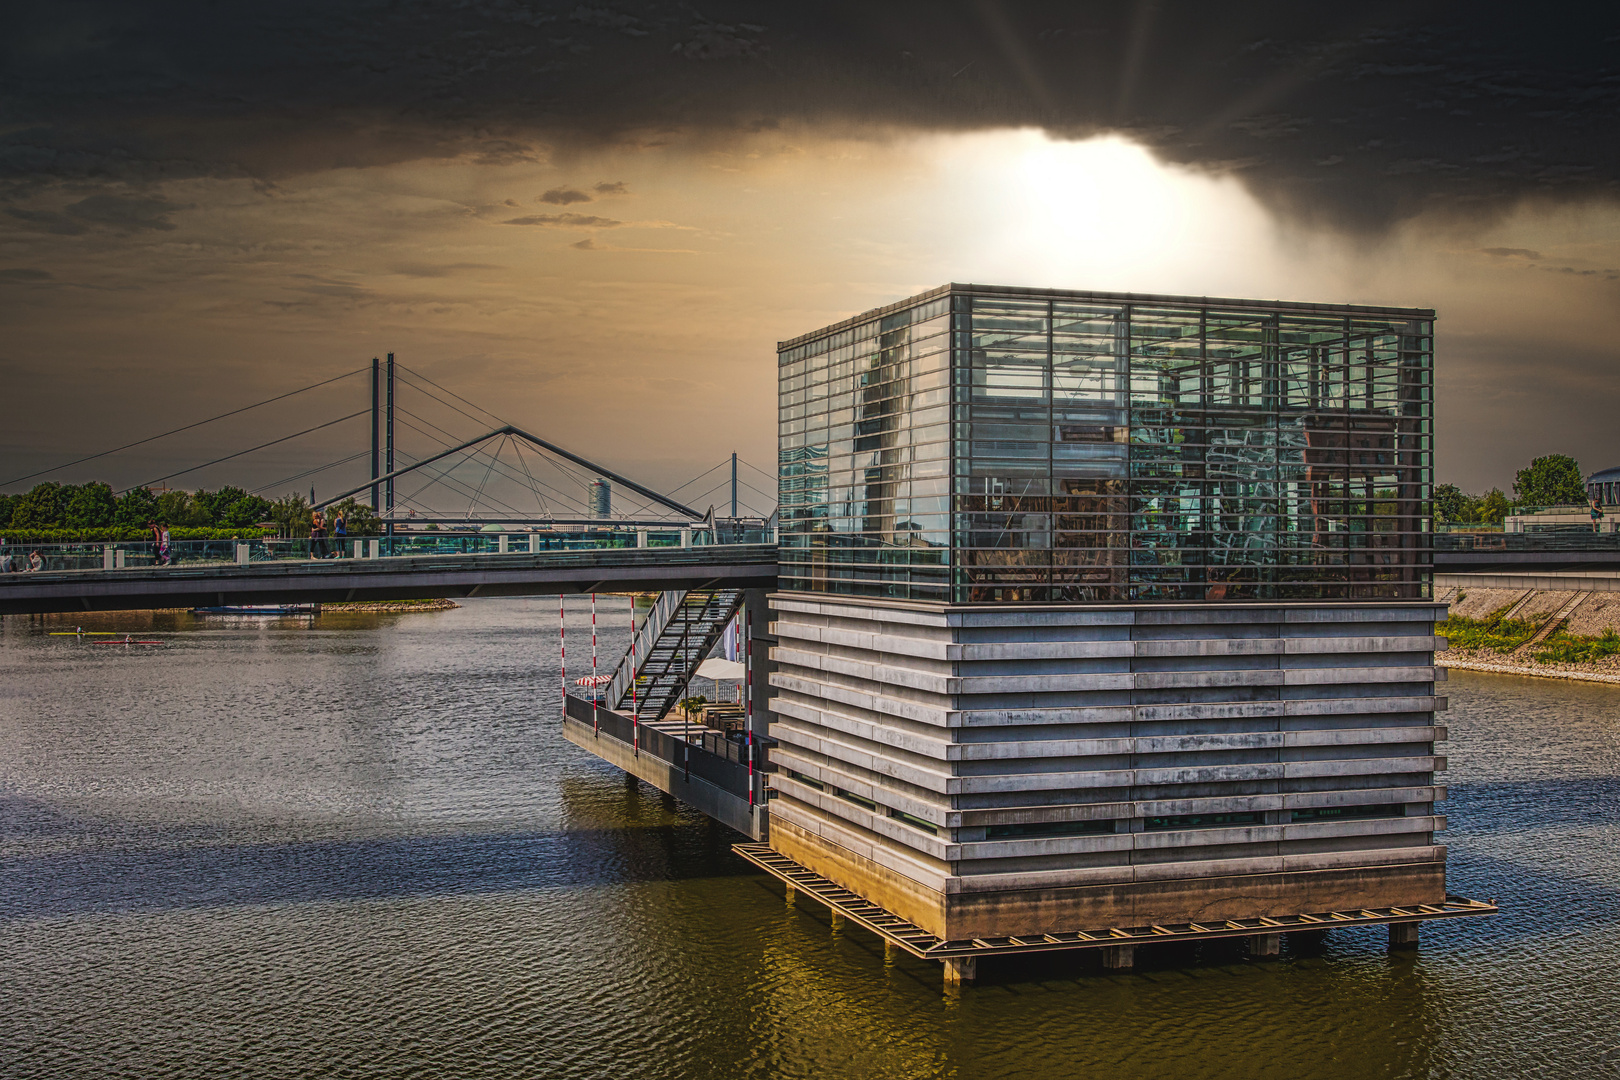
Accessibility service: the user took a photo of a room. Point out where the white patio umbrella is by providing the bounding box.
[695,657,746,704]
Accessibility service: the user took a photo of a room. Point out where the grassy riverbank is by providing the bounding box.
[1437,605,1620,684]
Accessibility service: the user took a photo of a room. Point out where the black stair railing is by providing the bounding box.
[607,588,744,721]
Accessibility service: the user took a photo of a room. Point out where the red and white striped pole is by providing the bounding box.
[591,592,599,735]
[559,595,566,716]
[745,605,754,808]
[629,601,639,757]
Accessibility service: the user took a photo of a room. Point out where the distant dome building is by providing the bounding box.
[1588,466,1620,507]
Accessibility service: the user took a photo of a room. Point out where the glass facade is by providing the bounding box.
[779,285,1433,604]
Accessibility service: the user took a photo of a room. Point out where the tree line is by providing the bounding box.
[0,481,382,541]
[1435,454,1591,526]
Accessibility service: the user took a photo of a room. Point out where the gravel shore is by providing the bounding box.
[1437,648,1620,685]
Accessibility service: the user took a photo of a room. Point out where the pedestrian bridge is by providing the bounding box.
[0,540,778,615]
[8,532,1615,616]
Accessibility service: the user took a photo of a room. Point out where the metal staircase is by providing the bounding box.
[607,589,744,721]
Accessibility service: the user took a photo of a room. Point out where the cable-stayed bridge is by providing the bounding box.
[2,353,783,614]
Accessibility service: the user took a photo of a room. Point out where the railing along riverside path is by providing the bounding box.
[1432,530,1620,572]
[0,532,779,615]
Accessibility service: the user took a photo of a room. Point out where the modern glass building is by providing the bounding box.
[778,284,1434,604]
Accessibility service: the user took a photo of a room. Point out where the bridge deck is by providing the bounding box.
[0,544,779,615]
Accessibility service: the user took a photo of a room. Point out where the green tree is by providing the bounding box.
[1433,483,1466,523]
[220,492,273,530]
[326,496,381,536]
[62,482,117,528]
[0,493,16,529]
[194,486,272,529]
[1513,454,1586,506]
[11,482,64,528]
[1475,488,1511,524]
[155,490,210,526]
[114,486,160,527]
[269,492,312,537]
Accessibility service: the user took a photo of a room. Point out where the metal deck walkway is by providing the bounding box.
[732,843,1499,962]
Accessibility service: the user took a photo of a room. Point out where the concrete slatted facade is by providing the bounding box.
[767,594,1448,939]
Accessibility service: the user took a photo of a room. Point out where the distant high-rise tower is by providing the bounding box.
[589,479,611,519]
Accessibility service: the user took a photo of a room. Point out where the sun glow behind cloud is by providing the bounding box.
[910,129,1279,296]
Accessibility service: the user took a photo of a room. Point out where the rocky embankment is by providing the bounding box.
[320,599,459,613]
[1436,648,1620,684]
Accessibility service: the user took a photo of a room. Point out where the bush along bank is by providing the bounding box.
[1438,604,1620,682]
[0,527,272,544]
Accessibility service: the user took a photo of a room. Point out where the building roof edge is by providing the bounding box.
[776,282,1437,352]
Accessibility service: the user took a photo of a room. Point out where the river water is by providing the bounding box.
[1,599,1616,1080]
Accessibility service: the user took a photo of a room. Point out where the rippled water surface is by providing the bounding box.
[2,601,1617,1079]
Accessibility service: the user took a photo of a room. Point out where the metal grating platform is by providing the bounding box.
[733,843,1499,962]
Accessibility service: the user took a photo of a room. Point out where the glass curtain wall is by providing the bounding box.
[778,295,954,601]
[780,287,1433,604]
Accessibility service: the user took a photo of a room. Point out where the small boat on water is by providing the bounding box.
[191,604,315,616]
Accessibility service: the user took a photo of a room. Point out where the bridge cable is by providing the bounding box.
[394,440,544,521]
[398,367,675,520]
[393,415,578,516]
[507,438,553,517]
[394,365,690,521]
[466,434,506,518]
[251,450,372,498]
[3,366,369,488]
[667,461,728,494]
[393,370,506,433]
[396,365,508,427]
[123,409,369,494]
[388,443,534,520]
[737,456,778,482]
[394,403,593,516]
[732,476,777,504]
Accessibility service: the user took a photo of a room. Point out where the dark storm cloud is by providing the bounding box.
[64,194,184,231]
[539,187,593,205]
[389,262,501,278]
[5,207,85,235]
[501,212,622,227]
[593,181,629,196]
[2,2,1618,230]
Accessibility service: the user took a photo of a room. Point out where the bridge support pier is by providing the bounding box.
[1389,922,1421,951]
[1248,933,1281,959]
[942,957,975,989]
[1101,944,1135,972]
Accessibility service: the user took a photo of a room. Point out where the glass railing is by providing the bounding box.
[0,522,780,574]
[1435,532,1620,552]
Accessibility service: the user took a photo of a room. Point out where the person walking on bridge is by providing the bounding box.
[149,521,172,566]
[331,509,347,557]
[310,510,327,560]
[1592,496,1606,534]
